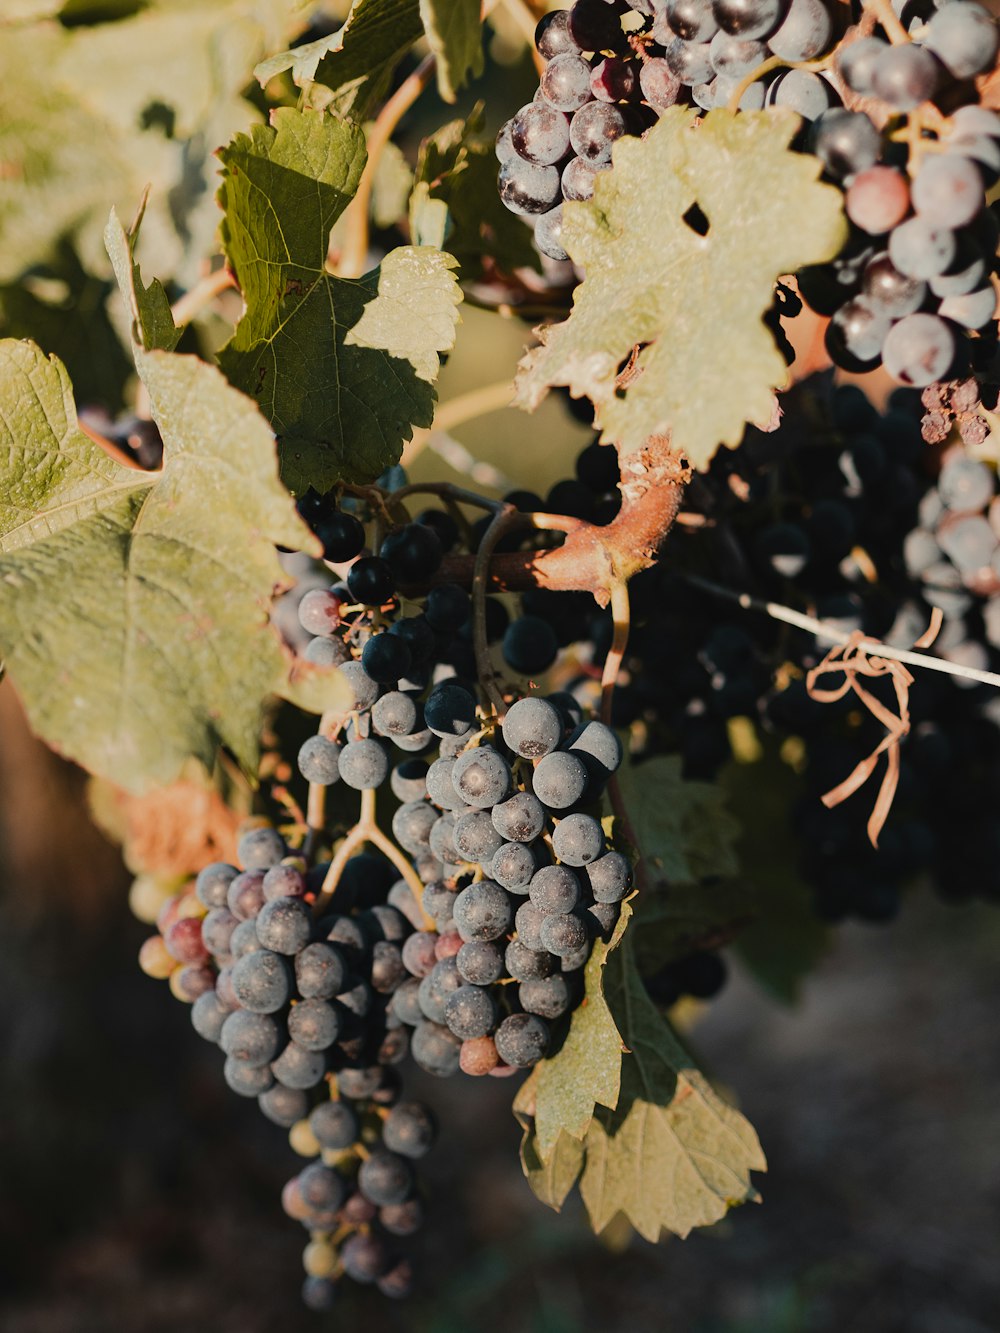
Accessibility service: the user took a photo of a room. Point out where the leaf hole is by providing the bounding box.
[682,203,709,237]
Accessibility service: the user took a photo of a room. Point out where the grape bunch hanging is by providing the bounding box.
[497,0,1000,389]
[136,467,635,1310]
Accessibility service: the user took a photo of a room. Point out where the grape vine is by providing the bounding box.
[2,0,1000,1314]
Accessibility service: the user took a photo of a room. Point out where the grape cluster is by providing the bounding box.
[138,465,646,1306]
[387,692,629,1076]
[496,0,1000,394]
[525,384,1000,925]
[495,1,660,260]
[288,524,631,1075]
[139,827,439,1307]
[790,3,1000,387]
[282,1097,435,1309]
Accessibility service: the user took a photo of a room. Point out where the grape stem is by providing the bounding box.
[600,581,630,727]
[313,786,433,926]
[336,52,437,279]
[304,782,327,861]
[685,574,1000,689]
[401,379,517,469]
[726,54,783,112]
[386,480,505,515]
[170,266,235,327]
[470,506,590,717]
[865,0,911,45]
[472,503,521,716]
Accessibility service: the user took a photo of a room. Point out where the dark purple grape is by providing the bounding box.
[562,155,600,201]
[870,42,939,111]
[535,206,568,262]
[540,53,594,111]
[512,101,572,165]
[714,0,786,37]
[361,631,412,684]
[567,0,624,52]
[590,55,639,102]
[639,57,683,109]
[347,555,395,605]
[664,38,715,85]
[494,1012,550,1067]
[380,522,444,582]
[535,8,579,59]
[358,1151,413,1206]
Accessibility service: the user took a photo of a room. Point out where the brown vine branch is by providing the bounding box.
[435,437,690,604]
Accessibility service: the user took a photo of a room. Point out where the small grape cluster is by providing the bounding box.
[791,3,1000,387]
[495,2,659,260]
[281,1097,436,1310]
[139,826,438,1309]
[387,691,630,1077]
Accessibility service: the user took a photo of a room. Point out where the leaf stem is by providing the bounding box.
[337,53,437,279]
[170,267,235,327]
[600,580,630,727]
[473,504,521,717]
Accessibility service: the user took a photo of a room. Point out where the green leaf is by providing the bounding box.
[513,1074,586,1212]
[532,904,630,1160]
[514,108,847,469]
[0,26,134,285]
[0,215,347,790]
[105,199,180,353]
[0,338,316,789]
[515,930,765,1236]
[0,3,309,289]
[411,107,540,277]
[578,940,766,1240]
[721,738,831,1002]
[257,0,423,119]
[217,108,461,494]
[419,0,484,102]
[614,753,741,886]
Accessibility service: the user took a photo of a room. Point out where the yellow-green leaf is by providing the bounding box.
[515,108,847,468]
